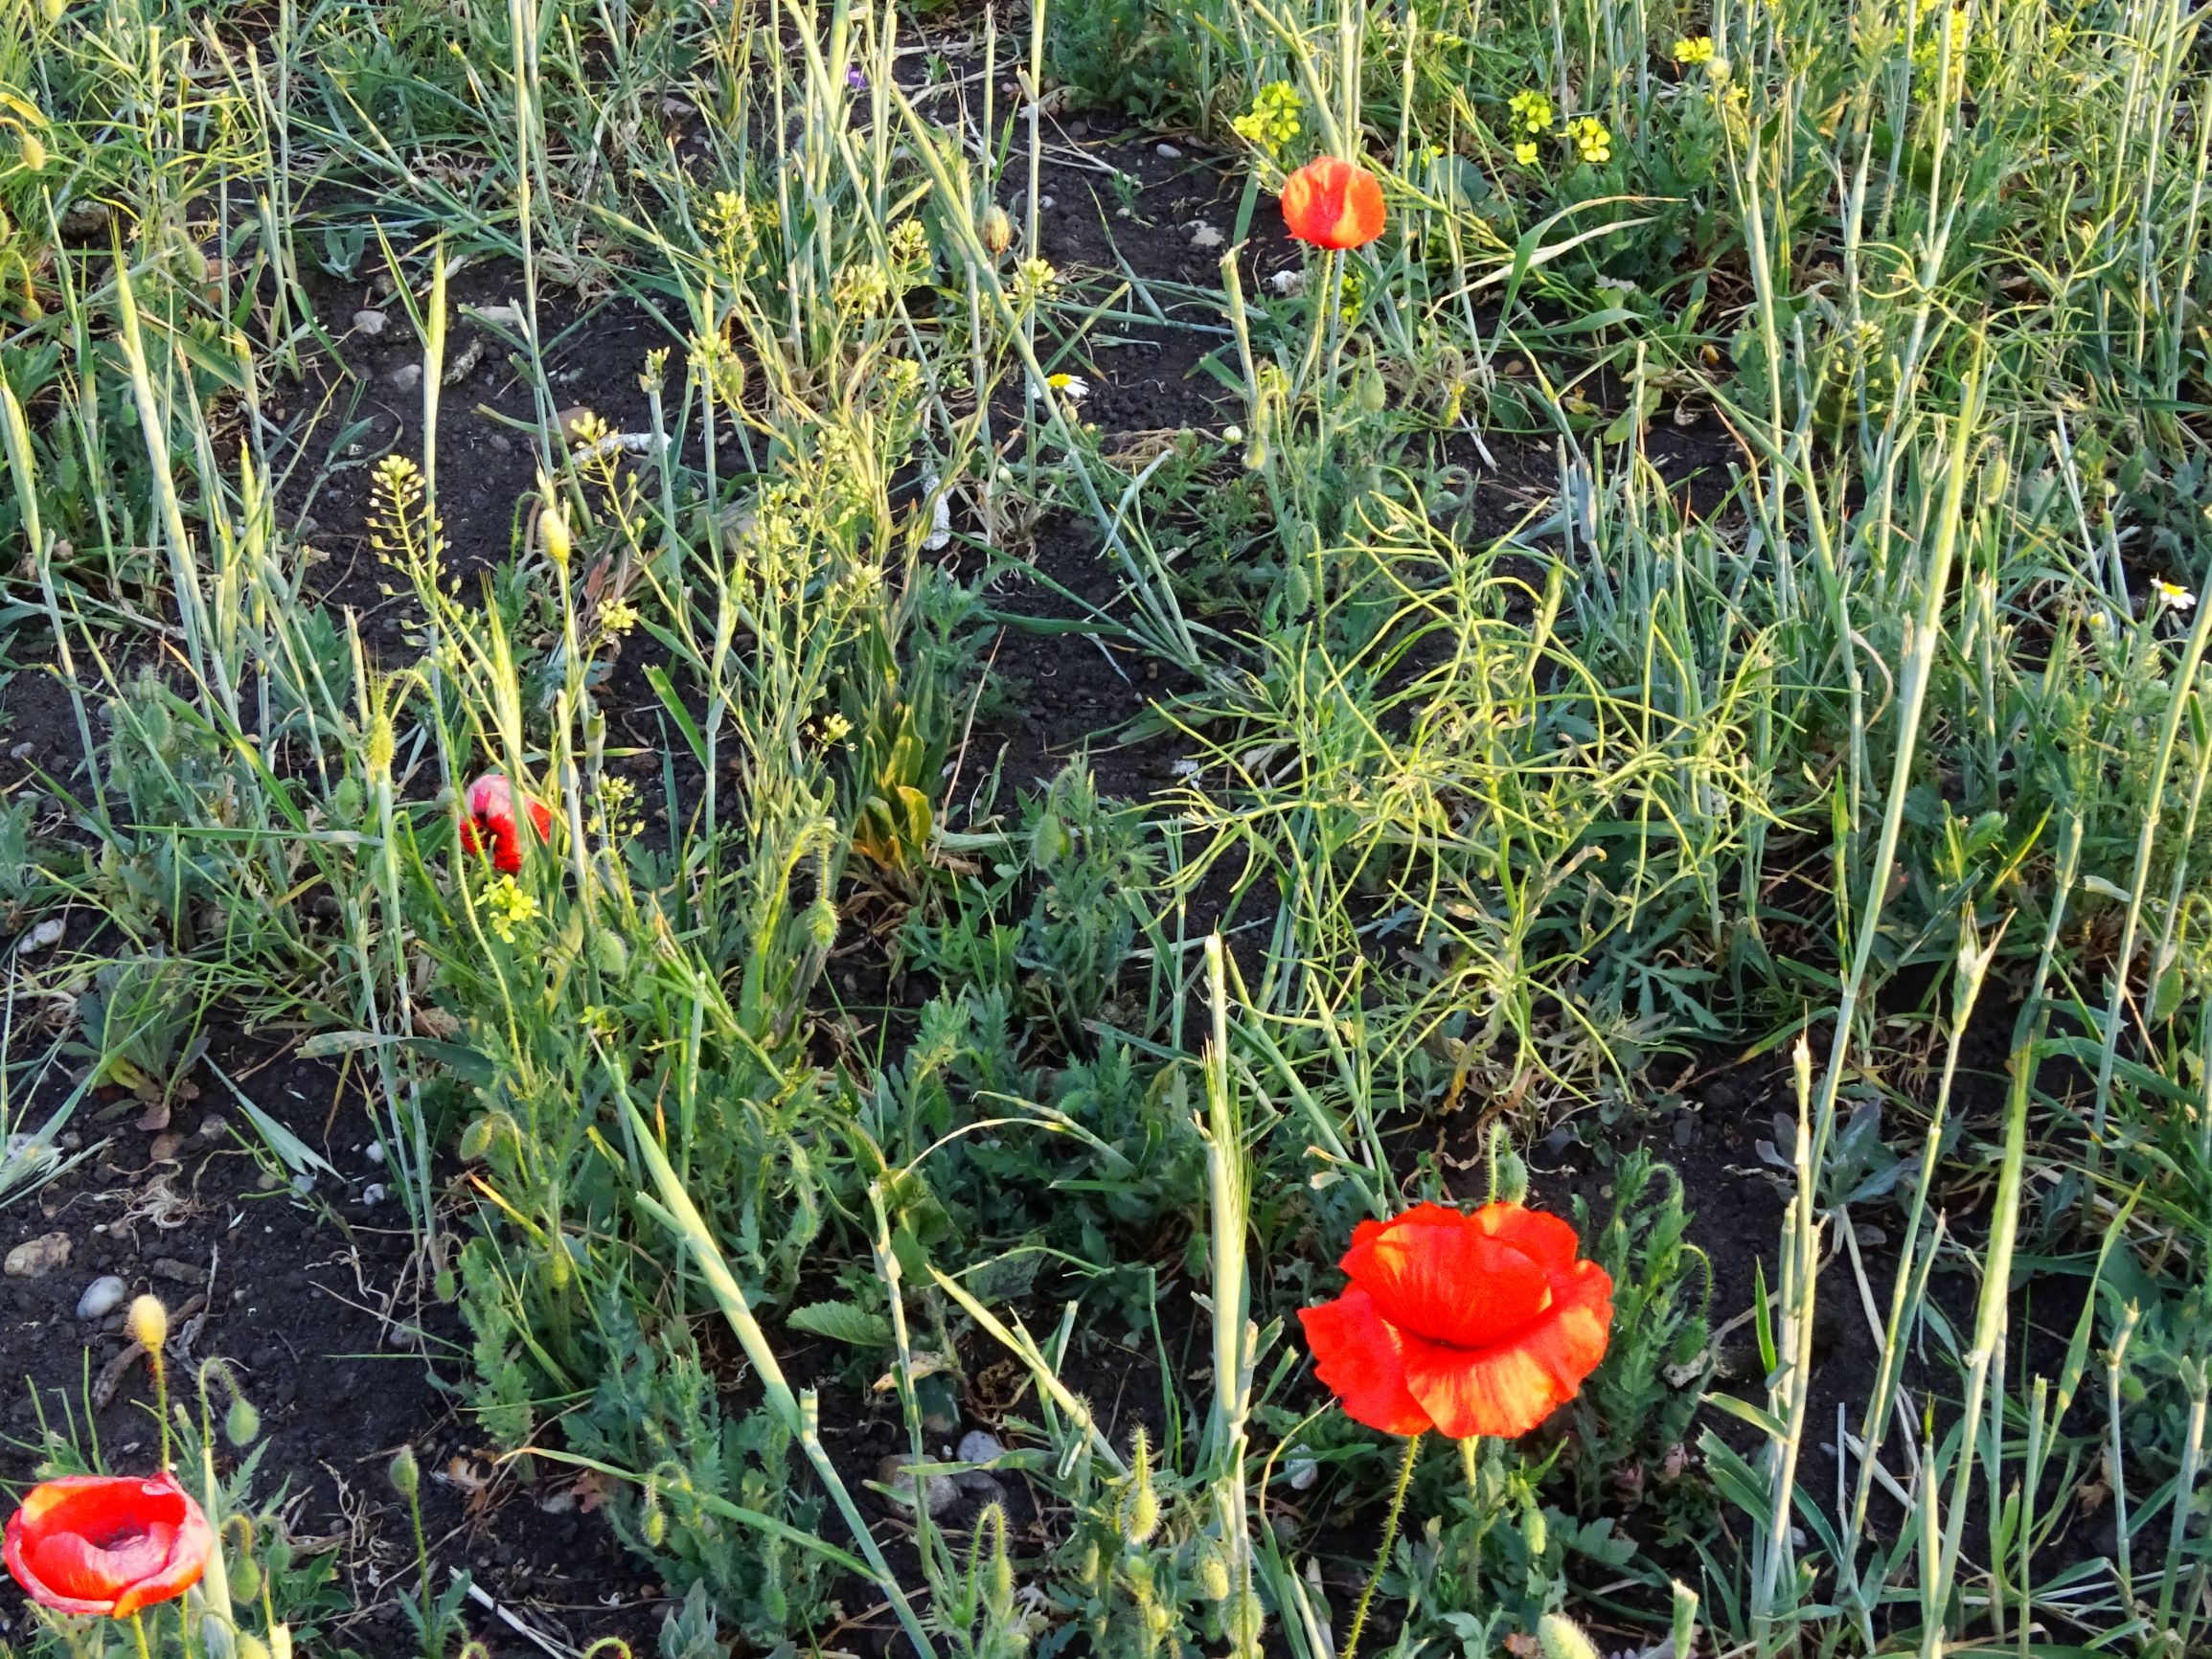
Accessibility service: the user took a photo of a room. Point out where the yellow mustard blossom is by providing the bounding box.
[1672,34,1717,64]
[1514,140,1540,166]
[1231,80,1303,156]
[483,875,537,943]
[1508,89,1555,135]
[1565,116,1613,164]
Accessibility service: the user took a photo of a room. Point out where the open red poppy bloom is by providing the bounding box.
[1280,157,1387,250]
[459,773,553,875]
[1299,1201,1613,1439]
[3,1472,214,1617]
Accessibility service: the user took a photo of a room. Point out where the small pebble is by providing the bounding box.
[77,1275,126,1321]
[1155,142,1182,159]
[955,1429,1006,1465]
[288,1172,314,1196]
[954,1431,1006,1490]
[148,1133,184,1162]
[195,1115,226,1142]
[9,741,31,761]
[16,919,64,956]
[364,1143,385,1166]
[4,1233,70,1280]
[151,1258,199,1285]
[1190,223,1224,250]
[388,362,422,393]
[876,1454,958,1517]
[353,308,388,337]
[361,1183,387,1208]
[1037,193,1055,211]
[1286,1448,1318,1490]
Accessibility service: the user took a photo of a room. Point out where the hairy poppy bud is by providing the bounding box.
[981,204,1014,256]
[126,1295,169,1353]
[1539,1613,1603,1659]
[539,500,572,570]
[1195,1537,1232,1600]
[388,1446,420,1501]
[1119,1428,1159,1544]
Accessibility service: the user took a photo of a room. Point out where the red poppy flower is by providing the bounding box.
[459,773,553,875]
[3,1472,214,1617]
[1280,157,1387,250]
[1298,1201,1613,1439]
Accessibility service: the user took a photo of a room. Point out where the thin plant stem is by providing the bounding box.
[1343,1431,1421,1659]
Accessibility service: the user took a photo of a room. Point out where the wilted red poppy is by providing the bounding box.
[1298,1201,1612,1439]
[3,1472,214,1617]
[1280,157,1387,250]
[459,773,553,875]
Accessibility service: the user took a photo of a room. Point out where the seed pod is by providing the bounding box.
[19,131,45,172]
[981,204,1015,256]
[388,1445,420,1500]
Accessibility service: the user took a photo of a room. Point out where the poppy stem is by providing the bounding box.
[1342,1430,1420,1659]
[129,1612,153,1659]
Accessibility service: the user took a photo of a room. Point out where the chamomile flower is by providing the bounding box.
[1047,372,1090,403]
[2155,579,2199,611]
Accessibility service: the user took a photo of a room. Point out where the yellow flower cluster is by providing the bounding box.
[1231,80,1303,157]
[1508,88,1554,164]
[1565,116,1612,164]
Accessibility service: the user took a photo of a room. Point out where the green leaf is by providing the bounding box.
[786,1300,892,1348]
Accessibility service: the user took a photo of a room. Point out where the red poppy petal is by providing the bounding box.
[1299,1288,1432,1436]
[5,1506,114,1615]
[1399,1261,1615,1438]
[1343,171,1386,246]
[31,1526,169,1603]
[1345,1216,1554,1350]
[1470,1201,1584,1276]
[1339,1201,1468,1270]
